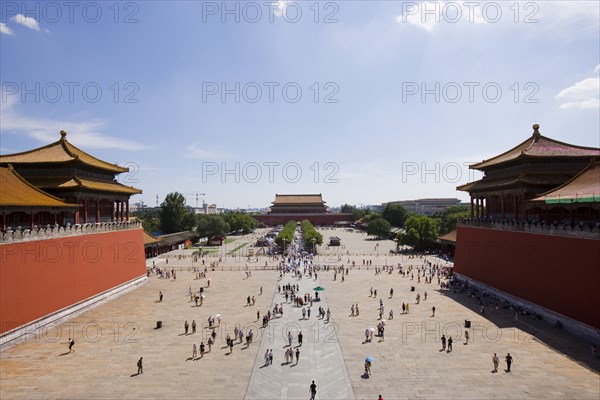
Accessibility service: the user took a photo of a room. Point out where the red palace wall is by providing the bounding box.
[0,229,146,334]
[254,213,353,226]
[455,226,600,329]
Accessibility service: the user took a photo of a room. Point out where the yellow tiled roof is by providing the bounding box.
[0,166,78,208]
[532,162,600,203]
[143,230,162,246]
[471,126,600,170]
[273,194,325,205]
[0,130,129,173]
[29,176,142,194]
[438,229,457,243]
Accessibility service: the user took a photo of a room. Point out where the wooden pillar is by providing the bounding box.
[570,206,574,226]
[96,198,100,223]
[83,198,88,223]
[111,201,115,222]
[470,196,474,218]
[514,195,518,221]
[485,197,489,218]
[120,200,125,221]
[2,212,6,231]
[501,196,505,219]
[126,200,129,221]
[30,210,34,230]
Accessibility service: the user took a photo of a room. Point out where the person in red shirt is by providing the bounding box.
[378,395,384,400]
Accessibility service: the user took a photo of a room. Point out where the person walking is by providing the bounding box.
[159,291,163,302]
[441,335,447,351]
[464,330,469,344]
[298,331,303,346]
[192,320,196,334]
[492,353,499,372]
[192,343,197,359]
[295,348,300,364]
[309,380,317,400]
[68,338,75,353]
[447,337,453,352]
[431,306,436,317]
[137,357,143,374]
[200,342,205,358]
[184,321,189,334]
[505,353,513,372]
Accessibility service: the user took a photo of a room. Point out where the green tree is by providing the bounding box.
[275,220,296,250]
[341,204,357,213]
[133,209,160,233]
[403,215,440,250]
[300,219,323,250]
[159,192,193,234]
[196,215,230,240]
[361,211,382,224]
[382,203,409,227]
[224,213,259,234]
[439,205,469,234]
[366,218,391,239]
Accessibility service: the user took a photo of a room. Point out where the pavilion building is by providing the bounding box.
[457,124,599,223]
[454,124,600,336]
[0,130,141,228]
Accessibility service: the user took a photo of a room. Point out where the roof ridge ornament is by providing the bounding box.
[60,130,67,139]
[532,123,540,140]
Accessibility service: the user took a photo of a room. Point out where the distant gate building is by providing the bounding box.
[253,194,352,225]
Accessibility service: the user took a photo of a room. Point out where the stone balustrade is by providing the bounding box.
[0,220,142,244]
[457,218,600,240]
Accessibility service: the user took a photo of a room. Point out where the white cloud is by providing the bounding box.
[184,142,232,159]
[394,1,598,36]
[11,14,40,31]
[0,96,149,151]
[559,98,600,110]
[556,75,600,110]
[271,1,288,18]
[594,64,600,74]
[0,22,14,36]
[395,1,486,33]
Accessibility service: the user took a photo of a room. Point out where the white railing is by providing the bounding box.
[1,220,142,244]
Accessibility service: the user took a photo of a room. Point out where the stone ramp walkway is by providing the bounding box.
[245,274,354,400]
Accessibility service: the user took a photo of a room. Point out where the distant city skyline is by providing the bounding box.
[1,1,598,208]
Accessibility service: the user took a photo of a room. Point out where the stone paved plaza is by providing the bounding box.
[1,228,599,399]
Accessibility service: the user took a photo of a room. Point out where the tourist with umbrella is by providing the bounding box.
[365,356,374,375]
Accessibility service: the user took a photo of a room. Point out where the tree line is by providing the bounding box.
[341,203,469,251]
[133,192,258,239]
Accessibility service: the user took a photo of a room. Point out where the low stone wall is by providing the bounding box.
[458,218,600,240]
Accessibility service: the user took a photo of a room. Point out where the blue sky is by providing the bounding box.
[1,1,599,209]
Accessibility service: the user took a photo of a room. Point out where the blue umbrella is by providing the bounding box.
[365,356,375,362]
